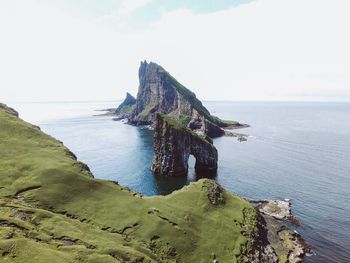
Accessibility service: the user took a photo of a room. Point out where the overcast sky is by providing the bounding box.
[0,0,349,102]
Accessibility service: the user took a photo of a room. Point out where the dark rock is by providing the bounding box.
[204,119,225,138]
[151,114,218,177]
[122,92,136,106]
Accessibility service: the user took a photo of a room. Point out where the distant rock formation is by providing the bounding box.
[151,113,218,177]
[114,92,136,119]
[116,61,246,138]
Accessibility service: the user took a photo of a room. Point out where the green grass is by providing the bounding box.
[116,104,136,115]
[0,105,257,262]
[158,113,213,145]
[139,102,156,118]
[175,114,192,126]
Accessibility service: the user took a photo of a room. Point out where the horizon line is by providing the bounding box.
[3,99,350,104]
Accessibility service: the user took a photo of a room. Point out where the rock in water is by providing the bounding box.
[127,61,241,137]
[151,113,218,176]
[258,200,292,220]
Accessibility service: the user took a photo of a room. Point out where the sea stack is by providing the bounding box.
[151,113,218,177]
[119,61,244,138]
[114,92,136,119]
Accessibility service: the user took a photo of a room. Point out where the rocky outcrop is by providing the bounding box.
[126,61,244,137]
[0,103,18,117]
[114,92,136,119]
[151,113,218,177]
[248,213,309,263]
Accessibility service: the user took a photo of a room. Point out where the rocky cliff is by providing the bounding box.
[124,61,244,137]
[114,92,136,119]
[151,113,218,177]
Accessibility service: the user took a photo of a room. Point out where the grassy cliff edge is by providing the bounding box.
[0,105,257,262]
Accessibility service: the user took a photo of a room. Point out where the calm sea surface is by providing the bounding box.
[8,101,350,263]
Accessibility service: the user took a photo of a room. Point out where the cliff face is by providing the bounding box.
[130,61,193,125]
[151,114,218,177]
[128,61,240,137]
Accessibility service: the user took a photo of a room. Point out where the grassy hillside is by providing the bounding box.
[0,105,257,262]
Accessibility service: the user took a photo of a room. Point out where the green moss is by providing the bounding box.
[204,135,213,144]
[138,101,158,118]
[276,230,295,263]
[175,114,191,126]
[116,93,136,115]
[158,113,213,145]
[116,104,135,114]
[221,119,239,126]
[0,106,257,262]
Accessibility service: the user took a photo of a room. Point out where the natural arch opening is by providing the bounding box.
[187,154,196,180]
[188,152,217,179]
[151,113,218,177]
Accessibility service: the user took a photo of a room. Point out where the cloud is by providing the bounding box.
[118,0,153,16]
[141,0,350,101]
[0,0,349,102]
[97,0,154,30]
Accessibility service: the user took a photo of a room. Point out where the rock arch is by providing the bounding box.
[151,114,218,177]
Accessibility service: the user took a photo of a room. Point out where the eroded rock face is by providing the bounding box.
[131,61,191,125]
[126,61,239,137]
[151,114,218,177]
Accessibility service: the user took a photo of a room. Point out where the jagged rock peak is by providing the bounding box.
[151,113,218,177]
[115,92,136,118]
[122,92,136,106]
[134,62,230,127]
[122,60,245,137]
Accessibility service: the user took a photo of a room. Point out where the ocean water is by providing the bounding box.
[8,101,350,263]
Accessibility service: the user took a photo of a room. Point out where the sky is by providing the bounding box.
[0,0,349,102]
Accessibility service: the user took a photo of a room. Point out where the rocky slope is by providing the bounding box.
[117,61,246,137]
[151,113,218,177]
[0,104,307,262]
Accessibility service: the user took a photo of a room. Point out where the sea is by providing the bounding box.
[8,101,350,263]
